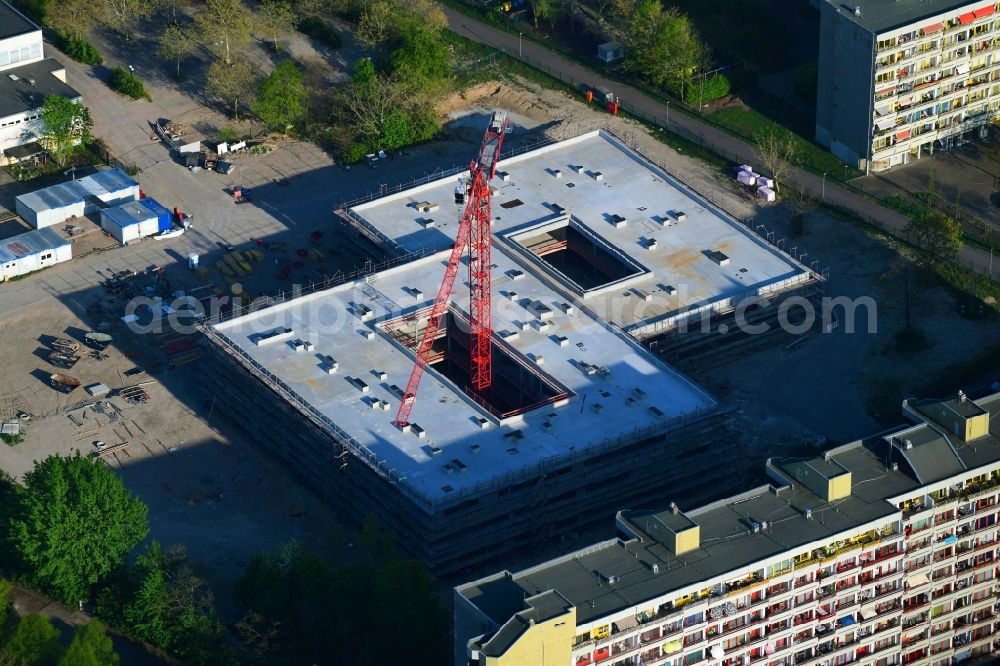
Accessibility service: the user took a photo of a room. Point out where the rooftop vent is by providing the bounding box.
[904,439,913,450]
[8,74,18,81]
[803,508,813,520]
[606,575,617,585]
[853,5,861,17]
[651,563,660,574]
[708,250,731,266]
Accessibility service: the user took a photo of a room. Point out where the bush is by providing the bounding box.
[108,67,151,101]
[1,433,24,445]
[297,17,343,49]
[686,74,730,107]
[218,126,239,143]
[61,35,103,65]
[343,142,370,164]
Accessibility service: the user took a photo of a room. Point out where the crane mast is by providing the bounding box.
[393,112,509,427]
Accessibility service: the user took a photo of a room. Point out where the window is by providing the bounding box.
[40,253,52,261]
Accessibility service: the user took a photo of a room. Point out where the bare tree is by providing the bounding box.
[206,57,260,118]
[355,0,394,49]
[158,23,197,78]
[196,0,253,64]
[257,0,296,51]
[339,74,410,145]
[155,0,195,23]
[784,185,815,236]
[754,128,797,190]
[48,0,100,40]
[887,256,924,333]
[102,0,152,40]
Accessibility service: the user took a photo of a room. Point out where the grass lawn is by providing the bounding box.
[707,106,861,180]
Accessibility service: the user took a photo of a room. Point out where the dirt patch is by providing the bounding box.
[439,81,552,121]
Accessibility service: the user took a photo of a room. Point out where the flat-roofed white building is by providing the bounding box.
[0,0,82,164]
[0,227,71,280]
[200,131,825,574]
[15,168,140,228]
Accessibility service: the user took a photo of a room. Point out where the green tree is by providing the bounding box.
[120,543,221,661]
[624,0,664,79]
[196,0,253,63]
[389,29,450,84]
[157,23,198,79]
[4,615,63,666]
[8,452,148,604]
[625,2,707,97]
[529,0,555,26]
[905,210,963,266]
[58,621,118,666]
[253,60,307,131]
[39,96,92,168]
[206,57,260,118]
[257,0,295,51]
[352,57,375,85]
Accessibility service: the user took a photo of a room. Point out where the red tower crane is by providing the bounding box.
[393,111,509,427]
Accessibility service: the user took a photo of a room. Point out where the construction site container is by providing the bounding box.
[0,227,72,280]
[15,168,139,228]
[100,197,170,243]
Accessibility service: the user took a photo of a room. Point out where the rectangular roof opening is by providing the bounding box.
[504,215,649,296]
[381,307,570,420]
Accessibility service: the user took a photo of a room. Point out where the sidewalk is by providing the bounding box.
[8,582,172,665]
[443,6,998,282]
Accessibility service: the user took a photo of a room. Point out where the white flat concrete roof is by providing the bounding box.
[211,244,716,507]
[351,131,812,335]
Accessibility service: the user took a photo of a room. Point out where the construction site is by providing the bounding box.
[198,123,827,575]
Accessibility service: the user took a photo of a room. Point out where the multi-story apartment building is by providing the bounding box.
[0,0,82,164]
[816,0,1000,171]
[455,389,1000,666]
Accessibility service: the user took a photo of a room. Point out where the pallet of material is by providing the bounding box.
[95,441,130,457]
[168,351,199,367]
[162,339,198,356]
[215,261,236,278]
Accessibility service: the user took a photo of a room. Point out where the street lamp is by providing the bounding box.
[665,100,670,129]
[518,32,523,58]
[128,64,135,82]
[822,172,828,200]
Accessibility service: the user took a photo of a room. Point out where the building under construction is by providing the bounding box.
[202,130,823,575]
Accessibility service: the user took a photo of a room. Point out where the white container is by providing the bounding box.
[188,253,199,269]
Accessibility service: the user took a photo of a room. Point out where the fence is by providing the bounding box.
[89,140,139,176]
[471,48,1000,284]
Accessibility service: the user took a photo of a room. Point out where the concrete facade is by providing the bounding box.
[455,390,1000,666]
[816,0,1000,172]
[199,133,782,575]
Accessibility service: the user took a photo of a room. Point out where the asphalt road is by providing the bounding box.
[442,6,999,282]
